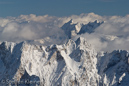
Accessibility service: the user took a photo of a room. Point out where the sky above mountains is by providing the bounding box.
[0,0,129,17]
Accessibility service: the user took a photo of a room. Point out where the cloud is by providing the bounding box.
[60,13,104,24]
[18,14,57,23]
[73,15,129,52]
[0,13,104,45]
[0,13,129,52]
[73,33,108,52]
[0,14,67,45]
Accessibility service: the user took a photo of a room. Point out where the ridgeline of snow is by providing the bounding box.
[0,37,129,86]
[0,37,99,86]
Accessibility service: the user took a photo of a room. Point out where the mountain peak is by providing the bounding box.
[75,37,85,44]
[75,37,89,46]
[68,19,73,24]
[61,19,104,39]
[78,20,103,34]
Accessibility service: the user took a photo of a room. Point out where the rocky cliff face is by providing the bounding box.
[61,20,103,39]
[0,37,100,86]
[98,50,129,86]
[0,37,129,86]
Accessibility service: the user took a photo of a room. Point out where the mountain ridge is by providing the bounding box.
[0,37,129,86]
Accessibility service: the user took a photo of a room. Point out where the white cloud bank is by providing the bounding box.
[0,13,129,52]
[74,14,129,52]
[0,14,67,45]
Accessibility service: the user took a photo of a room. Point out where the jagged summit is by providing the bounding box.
[67,19,73,24]
[78,20,103,34]
[75,37,86,44]
[75,37,91,50]
[0,37,99,86]
[98,50,129,86]
[61,20,103,39]
[0,37,129,86]
[61,19,78,39]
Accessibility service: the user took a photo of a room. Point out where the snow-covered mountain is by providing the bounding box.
[78,20,103,34]
[61,19,80,39]
[0,15,129,86]
[0,37,99,86]
[61,19,103,38]
[98,50,129,86]
[0,37,129,86]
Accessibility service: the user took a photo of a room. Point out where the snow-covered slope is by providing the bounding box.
[98,50,129,86]
[0,37,129,86]
[0,37,100,86]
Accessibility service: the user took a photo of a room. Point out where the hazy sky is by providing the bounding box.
[0,0,129,17]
